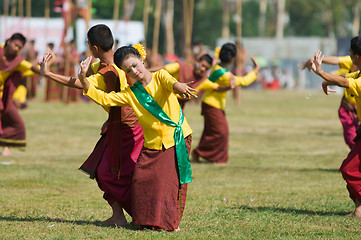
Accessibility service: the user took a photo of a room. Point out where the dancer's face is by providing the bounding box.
[6,39,24,56]
[194,59,212,77]
[121,55,146,81]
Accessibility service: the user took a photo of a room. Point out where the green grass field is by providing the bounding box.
[0,89,360,239]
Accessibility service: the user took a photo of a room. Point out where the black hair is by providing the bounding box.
[199,53,213,65]
[8,33,27,46]
[114,46,141,68]
[48,42,54,49]
[350,36,361,56]
[87,24,114,52]
[219,42,237,63]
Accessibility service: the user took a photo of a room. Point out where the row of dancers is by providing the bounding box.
[1,24,260,230]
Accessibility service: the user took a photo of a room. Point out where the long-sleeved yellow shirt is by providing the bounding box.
[335,56,357,106]
[200,64,257,110]
[85,69,192,150]
[346,71,361,120]
[0,60,35,86]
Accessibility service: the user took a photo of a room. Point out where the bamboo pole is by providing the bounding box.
[4,0,10,17]
[43,0,50,101]
[152,0,162,58]
[165,0,175,55]
[11,0,18,17]
[183,0,194,62]
[143,0,150,47]
[221,0,230,39]
[88,0,92,22]
[236,0,242,39]
[352,0,360,36]
[113,0,120,21]
[26,0,31,18]
[259,0,267,37]
[18,0,24,18]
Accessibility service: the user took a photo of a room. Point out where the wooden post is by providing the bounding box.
[152,0,162,58]
[143,0,150,47]
[165,0,175,55]
[4,0,10,17]
[11,0,18,17]
[26,0,31,19]
[43,0,50,101]
[183,0,194,63]
[259,0,267,36]
[221,0,230,39]
[18,0,24,18]
[88,0,92,22]
[236,0,242,39]
[352,0,360,36]
[113,0,120,21]
[276,0,285,39]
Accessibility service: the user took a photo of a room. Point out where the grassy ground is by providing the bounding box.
[0,89,359,239]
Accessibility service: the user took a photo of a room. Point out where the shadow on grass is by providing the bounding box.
[0,216,139,230]
[237,205,349,216]
[297,168,339,173]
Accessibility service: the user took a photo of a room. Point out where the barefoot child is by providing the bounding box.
[79,45,195,231]
[192,42,260,164]
[310,36,361,217]
[41,24,144,226]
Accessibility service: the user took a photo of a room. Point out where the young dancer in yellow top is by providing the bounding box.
[78,44,196,231]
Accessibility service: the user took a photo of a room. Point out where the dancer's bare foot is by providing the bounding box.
[174,227,181,232]
[2,147,12,157]
[101,201,128,226]
[346,200,361,218]
[192,150,200,162]
[101,215,127,227]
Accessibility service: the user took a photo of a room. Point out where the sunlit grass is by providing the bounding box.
[1,88,359,239]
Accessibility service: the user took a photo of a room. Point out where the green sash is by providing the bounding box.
[130,81,192,184]
[208,67,228,82]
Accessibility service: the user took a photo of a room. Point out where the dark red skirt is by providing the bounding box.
[79,123,144,215]
[193,102,228,163]
[340,138,361,203]
[0,102,26,148]
[132,136,191,231]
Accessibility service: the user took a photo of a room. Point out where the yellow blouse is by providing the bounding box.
[164,62,180,79]
[0,60,34,86]
[346,71,361,120]
[84,69,192,150]
[201,64,257,110]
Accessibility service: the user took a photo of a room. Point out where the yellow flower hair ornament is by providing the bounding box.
[133,44,147,60]
[214,46,221,59]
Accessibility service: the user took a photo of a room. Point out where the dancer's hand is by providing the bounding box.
[78,57,92,91]
[250,57,260,72]
[173,82,198,99]
[321,80,336,95]
[311,50,324,74]
[40,51,53,76]
[298,58,313,72]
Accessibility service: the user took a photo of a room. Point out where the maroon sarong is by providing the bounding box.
[132,136,191,231]
[96,124,144,216]
[193,102,228,163]
[0,71,26,147]
[340,136,361,203]
[338,96,359,149]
